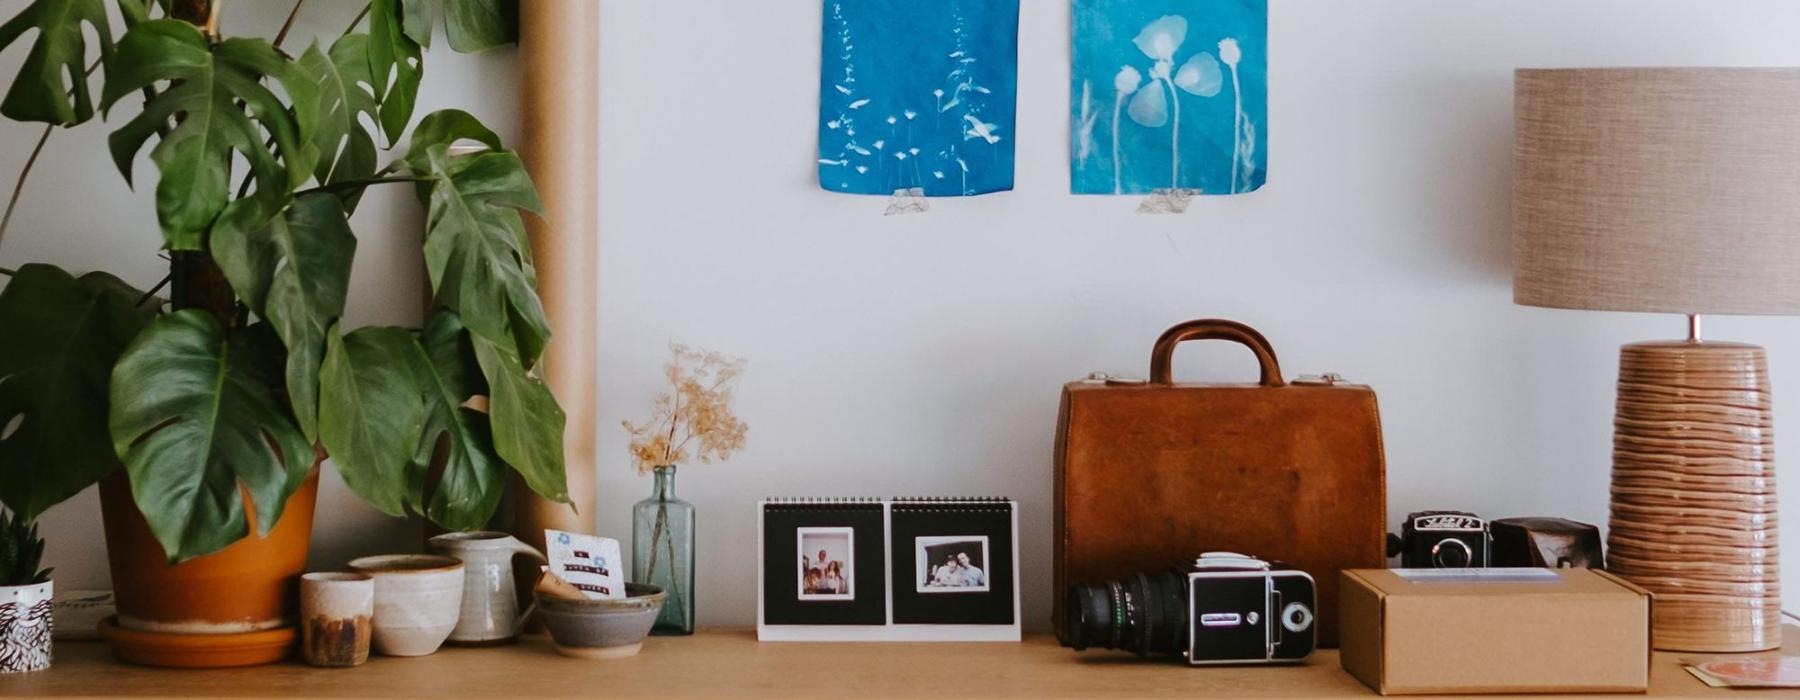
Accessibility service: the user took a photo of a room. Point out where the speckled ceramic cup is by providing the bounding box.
[347,555,464,657]
[299,573,372,667]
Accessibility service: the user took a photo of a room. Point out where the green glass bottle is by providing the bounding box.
[632,465,695,634]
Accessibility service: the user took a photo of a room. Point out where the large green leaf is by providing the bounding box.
[211,194,356,443]
[445,0,517,53]
[367,0,422,144]
[380,0,515,53]
[0,0,112,125]
[319,325,426,518]
[109,311,314,562]
[403,107,502,159]
[0,264,152,521]
[401,0,434,48]
[414,310,505,530]
[116,0,148,25]
[471,333,567,508]
[400,109,549,366]
[100,20,316,251]
[296,36,378,191]
[319,312,523,531]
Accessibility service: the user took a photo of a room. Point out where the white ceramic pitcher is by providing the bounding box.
[427,531,547,644]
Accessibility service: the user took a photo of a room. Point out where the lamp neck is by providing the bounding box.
[1687,314,1702,343]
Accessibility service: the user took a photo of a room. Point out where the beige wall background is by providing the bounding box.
[6,0,1800,630]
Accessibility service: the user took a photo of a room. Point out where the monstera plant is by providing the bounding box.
[0,0,567,564]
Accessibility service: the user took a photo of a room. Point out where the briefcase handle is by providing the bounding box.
[1149,319,1286,387]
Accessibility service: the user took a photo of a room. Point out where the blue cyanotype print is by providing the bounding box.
[818,0,1020,197]
[1071,0,1267,195]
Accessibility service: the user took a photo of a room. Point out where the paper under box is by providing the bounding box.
[1338,567,1651,695]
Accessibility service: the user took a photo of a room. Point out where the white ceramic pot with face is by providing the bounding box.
[346,555,464,657]
[0,580,53,673]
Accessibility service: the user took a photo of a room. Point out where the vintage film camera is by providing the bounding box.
[1061,552,1316,665]
[1387,510,1490,568]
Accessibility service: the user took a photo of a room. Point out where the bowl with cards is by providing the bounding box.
[534,577,667,659]
[535,529,666,658]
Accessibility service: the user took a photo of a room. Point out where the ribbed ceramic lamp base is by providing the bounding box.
[1606,340,1781,653]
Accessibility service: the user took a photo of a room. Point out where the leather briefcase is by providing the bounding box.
[1053,319,1386,647]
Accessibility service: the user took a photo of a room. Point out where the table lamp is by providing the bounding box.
[1514,68,1800,653]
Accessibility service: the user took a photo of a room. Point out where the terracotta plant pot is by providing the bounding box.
[98,466,321,637]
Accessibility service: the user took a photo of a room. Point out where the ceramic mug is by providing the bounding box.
[300,573,373,667]
[427,531,549,645]
[0,580,52,673]
[346,554,464,657]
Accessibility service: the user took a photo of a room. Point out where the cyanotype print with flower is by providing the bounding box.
[817,0,1020,197]
[1071,0,1267,196]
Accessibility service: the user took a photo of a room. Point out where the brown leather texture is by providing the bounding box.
[1053,320,1386,647]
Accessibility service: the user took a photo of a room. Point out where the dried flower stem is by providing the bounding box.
[624,344,748,474]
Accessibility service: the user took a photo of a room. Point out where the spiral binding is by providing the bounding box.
[892,497,1012,513]
[762,497,882,513]
[761,496,1014,513]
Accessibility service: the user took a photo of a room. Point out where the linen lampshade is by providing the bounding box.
[1513,68,1800,314]
[1511,67,1800,654]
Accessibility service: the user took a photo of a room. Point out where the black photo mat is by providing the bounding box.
[889,504,1015,625]
[762,504,886,625]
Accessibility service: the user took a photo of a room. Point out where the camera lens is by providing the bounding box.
[1432,538,1473,567]
[1063,572,1187,656]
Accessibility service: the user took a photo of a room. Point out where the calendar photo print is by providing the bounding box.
[761,502,886,625]
[889,501,1015,625]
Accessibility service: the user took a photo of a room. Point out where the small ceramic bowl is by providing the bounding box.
[535,583,666,659]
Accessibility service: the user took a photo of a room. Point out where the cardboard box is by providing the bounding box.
[1339,568,1651,695]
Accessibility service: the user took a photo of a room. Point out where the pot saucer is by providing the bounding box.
[97,615,295,668]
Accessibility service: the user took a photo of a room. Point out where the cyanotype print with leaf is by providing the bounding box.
[817,0,1020,197]
[1071,0,1267,196]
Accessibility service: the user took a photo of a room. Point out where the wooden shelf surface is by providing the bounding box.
[4,626,1796,698]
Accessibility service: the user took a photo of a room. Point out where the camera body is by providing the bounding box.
[1186,553,1316,665]
[1063,552,1316,665]
[1388,510,1489,568]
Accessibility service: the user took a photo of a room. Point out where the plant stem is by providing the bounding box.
[662,389,681,465]
[0,124,53,254]
[661,505,685,626]
[203,0,224,42]
[645,502,667,581]
[167,0,235,326]
[135,274,173,308]
[1160,74,1180,191]
[1227,62,1243,194]
[643,499,686,628]
[342,3,372,38]
[0,54,105,257]
[273,0,306,48]
[1111,93,1125,195]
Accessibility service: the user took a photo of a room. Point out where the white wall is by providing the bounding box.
[8,0,1800,631]
[592,0,1800,629]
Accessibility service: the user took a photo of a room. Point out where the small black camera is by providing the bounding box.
[1387,510,1489,568]
[1061,552,1316,665]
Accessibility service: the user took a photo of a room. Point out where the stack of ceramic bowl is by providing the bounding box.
[1607,341,1780,653]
